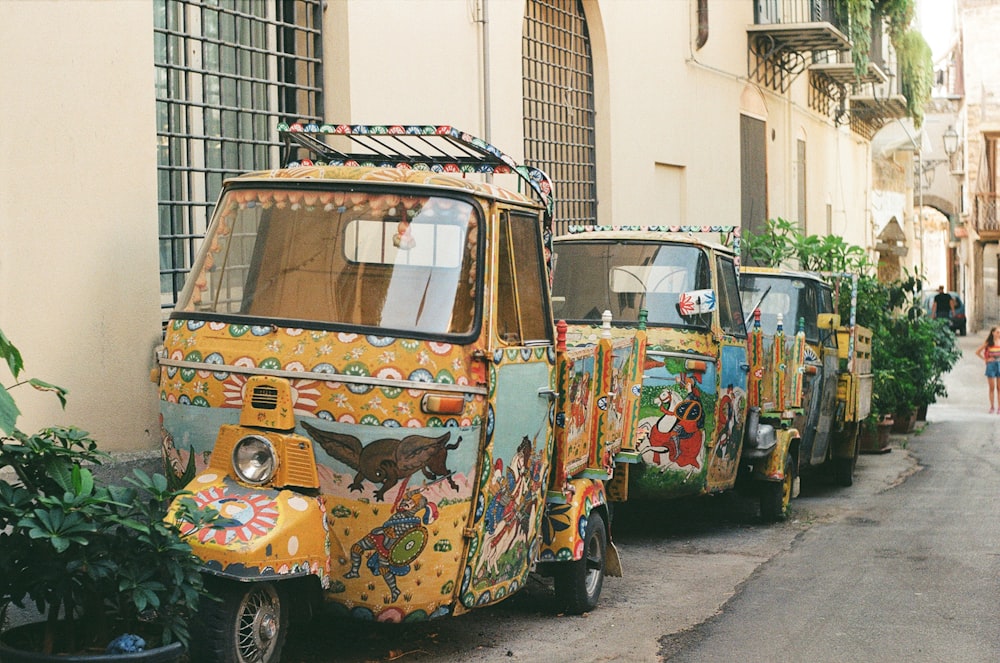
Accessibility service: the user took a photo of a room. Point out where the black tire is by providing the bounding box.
[832,425,859,487]
[192,578,287,663]
[760,451,794,522]
[553,510,607,614]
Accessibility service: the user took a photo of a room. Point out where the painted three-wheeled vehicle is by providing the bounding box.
[156,124,644,662]
[739,267,873,489]
[549,227,795,520]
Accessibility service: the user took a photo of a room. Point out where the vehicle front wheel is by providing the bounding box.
[192,578,287,663]
[553,510,607,614]
[760,451,795,522]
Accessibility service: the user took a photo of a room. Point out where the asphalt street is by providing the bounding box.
[661,330,1000,662]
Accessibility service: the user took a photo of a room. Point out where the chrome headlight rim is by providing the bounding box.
[232,434,278,485]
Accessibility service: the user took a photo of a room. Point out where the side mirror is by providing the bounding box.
[678,289,717,316]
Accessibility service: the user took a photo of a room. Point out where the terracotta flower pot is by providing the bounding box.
[892,410,917,434]
[860,416,894,454]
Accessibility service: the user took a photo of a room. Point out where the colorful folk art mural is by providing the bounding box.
[159,320,558,621]
[624,330,748,499]
[538,478,608,563]
[173,473,331,582]
[461,360,553,609]
[159,319,484,473]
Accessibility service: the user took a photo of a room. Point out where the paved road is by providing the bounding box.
[285,328,978,662]
[663,331,1000,662]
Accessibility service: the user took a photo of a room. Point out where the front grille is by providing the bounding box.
[250,385,279,410]
[282,442,319,488]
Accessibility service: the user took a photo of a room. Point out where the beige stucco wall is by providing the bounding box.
[0,1,163,451]
[324,1,872,240]
[0,0,876,454]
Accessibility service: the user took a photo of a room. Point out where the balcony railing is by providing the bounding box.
[754,0,847,33]
[975,193,1000,234]
[748,0,850,92]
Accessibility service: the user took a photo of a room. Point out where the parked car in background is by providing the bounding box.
[922,290,967,336]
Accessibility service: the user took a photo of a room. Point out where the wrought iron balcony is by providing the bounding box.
[975,193,1000,237]
[749,0,850,92]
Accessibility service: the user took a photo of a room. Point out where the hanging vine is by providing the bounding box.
[839,0,873,77]
[897,29,933,127]
[837,0,930,127]
[876,0,915,46]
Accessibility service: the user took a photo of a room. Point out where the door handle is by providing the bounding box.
[538,388,559,401]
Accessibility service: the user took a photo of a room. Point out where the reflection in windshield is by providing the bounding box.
[739,275,820,342]
[177,188,480,336]
[551,241,712,327]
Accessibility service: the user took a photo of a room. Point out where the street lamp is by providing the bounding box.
[922,164,936,189]
[943,125,959,157]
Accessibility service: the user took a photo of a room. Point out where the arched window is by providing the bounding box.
[523,0,597,235]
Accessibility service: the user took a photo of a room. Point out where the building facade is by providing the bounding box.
[1,0,895,451]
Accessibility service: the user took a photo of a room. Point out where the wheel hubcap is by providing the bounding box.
[237,586,280,662]
[584,532,604,595]
[259,611,277,642]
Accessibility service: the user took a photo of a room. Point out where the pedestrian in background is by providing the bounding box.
[974,326,1000,413]
[931,285,955,321]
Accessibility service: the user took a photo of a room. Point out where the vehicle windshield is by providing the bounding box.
[176,187,481,336]
[739,274,826,343]
[551,240,712,328]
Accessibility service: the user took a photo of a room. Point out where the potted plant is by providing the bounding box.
[0,328,213,661]
[859,412,895,453]
[866,274,960,433]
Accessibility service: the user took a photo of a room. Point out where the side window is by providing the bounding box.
[496,211,553,345]
[800,284,820,343]
[716,256,746,337]
[820,285,837,348]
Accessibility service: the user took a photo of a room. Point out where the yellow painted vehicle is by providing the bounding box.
[156,124,641,663]
[739,268,873,496]
[550,228,794,520]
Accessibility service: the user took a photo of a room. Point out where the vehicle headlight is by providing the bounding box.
[232,435,277,485]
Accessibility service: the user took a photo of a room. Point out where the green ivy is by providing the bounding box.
[836,0,930,127]
[897,29,933,127]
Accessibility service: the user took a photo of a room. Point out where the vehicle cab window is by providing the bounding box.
[716,255,746,338]
[496,210,553,345]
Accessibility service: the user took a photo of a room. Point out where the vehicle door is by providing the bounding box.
[462,208,555,607]
[804,282,841,465]
[705,253,749,490]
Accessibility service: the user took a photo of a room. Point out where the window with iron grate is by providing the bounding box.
[522,0,597,236]
[154,0,323,316]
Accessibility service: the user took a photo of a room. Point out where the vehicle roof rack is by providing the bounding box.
[566,224,742,269]
[278,122,554,216]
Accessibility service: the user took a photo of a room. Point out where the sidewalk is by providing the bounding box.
[926,330,992,423]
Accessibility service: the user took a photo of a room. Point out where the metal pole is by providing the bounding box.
[481,0,491,144]
[918,152,924,276]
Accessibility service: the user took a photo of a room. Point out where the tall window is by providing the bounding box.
[523,0,597,235]
[796,138,807,228]
[740,114,768,242]
[154,0,323,313]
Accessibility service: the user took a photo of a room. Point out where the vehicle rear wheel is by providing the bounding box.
[553,510,607,614]
[192,578,287,663]
[833,426,859,487]
[760,451,794,522]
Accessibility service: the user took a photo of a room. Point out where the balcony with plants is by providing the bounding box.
[750,0,932,138]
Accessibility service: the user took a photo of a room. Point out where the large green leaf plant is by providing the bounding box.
[0,328,214,656]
